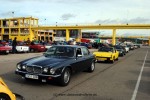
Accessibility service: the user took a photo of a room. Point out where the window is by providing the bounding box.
[82,47,89,56]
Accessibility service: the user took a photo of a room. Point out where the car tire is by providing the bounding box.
[110,57,115,63]
[0,94,11,100]
[88,61,95,72]
[59,68,71,86]
[116,57,119,61]
[30,48,34,52]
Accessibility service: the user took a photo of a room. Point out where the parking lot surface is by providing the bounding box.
[0,47,150,100]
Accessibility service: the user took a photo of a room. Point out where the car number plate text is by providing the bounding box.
[25,74,38,79]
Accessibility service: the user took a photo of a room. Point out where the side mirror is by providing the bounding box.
[77,54,82,57]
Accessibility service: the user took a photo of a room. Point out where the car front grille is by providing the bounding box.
[26,66,42,74]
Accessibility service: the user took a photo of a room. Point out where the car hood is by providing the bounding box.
[22,56,70,67]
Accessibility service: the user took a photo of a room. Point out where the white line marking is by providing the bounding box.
[131,50,148,100]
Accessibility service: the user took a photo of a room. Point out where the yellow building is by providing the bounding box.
[0,16,39,41]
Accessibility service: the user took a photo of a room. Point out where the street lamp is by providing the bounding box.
[12,11,14,18]
[44,18,46,25]
[56,22,57,26]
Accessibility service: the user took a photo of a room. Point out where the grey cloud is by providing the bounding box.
[61,13,76,20]
[95,17,150,24]
[95,19,118,24]
[127,17,150,23]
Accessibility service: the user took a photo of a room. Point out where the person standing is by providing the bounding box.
[26,38,31,45]
[12,37,17,53]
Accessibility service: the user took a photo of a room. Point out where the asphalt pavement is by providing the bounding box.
[0,47,150,100]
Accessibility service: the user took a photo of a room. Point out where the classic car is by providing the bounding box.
[0,44,12,54]
[9,42,29,53]
[0,77,16,100]
[127,45,135,50]
[114,45,126,56]
[93,47,119,63]
[15,45,95,86]
[123,45,130,53]
[29,42,46,52]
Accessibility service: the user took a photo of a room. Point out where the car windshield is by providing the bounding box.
[115,46,122,49]
[98,47,113,52]
[45,46,75,57]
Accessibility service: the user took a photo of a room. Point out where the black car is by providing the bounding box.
[15,45,95,86]
[114,45,126,56]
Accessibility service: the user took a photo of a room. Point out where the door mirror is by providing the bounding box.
[77,54,82,57]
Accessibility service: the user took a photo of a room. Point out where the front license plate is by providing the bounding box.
[25,74,38,79]
[97,58,105,61]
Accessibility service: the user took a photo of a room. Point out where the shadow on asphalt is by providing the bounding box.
[1,70,92,87]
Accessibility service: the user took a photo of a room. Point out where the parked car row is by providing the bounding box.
[0,41,51,55]
[0,40,96,55]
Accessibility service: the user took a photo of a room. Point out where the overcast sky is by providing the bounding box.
[0,0,150,36]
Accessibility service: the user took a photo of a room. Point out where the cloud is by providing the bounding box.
[127,17,150,23]
[95,17,150,24]
[61,13,76,20]
[95,19,118,24]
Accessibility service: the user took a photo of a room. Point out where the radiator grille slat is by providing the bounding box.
[26,66,42,74]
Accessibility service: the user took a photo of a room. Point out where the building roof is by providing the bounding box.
[0,16,38,20]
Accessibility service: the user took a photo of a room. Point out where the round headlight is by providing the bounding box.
[17,64,21,70]
[50,68,56,74]
[22,65,26,70]
[43,68,48,73]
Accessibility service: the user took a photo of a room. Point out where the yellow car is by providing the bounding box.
[93,47,119,63]
[0,77,16,100]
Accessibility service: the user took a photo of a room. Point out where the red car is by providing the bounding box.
[29,42,46,52]
[0,44,12,54]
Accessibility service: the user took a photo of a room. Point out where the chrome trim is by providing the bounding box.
[16,70,61,77]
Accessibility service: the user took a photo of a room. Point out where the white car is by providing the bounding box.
[16,46,29,52]
[124,46,129,53]
[9,42,30,53]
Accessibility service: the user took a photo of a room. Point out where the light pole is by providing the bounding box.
[44,18,46,25]
[56,22,57,26]
[12,11,14,18]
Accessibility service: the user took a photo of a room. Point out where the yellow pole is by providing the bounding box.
[18,19,20,36]
[66,29,69,41]
[36,19,38,26]
[76,29,82,42]
[44,32,46,41]
[112,29,116,45]
[8,20,11,39]
[1,20,2,27]
[52,31,54,42]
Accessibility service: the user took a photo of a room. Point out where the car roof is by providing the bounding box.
[52,45,86,48]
